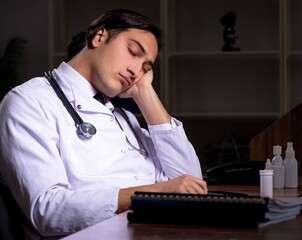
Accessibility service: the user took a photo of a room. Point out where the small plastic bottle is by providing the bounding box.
[265,158,272,170]
[283,142,298,188]
[272,145,284,189]
[259,169,274,198]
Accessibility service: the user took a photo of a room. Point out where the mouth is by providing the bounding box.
[119,74,131,86]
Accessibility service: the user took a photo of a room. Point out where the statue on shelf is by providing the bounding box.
[220,11,240,51]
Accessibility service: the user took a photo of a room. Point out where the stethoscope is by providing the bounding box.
[44,71,148,158]
[45,71,97,140]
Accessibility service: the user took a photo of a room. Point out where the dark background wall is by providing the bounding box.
[0,0,48,85]
[0,0,275,173]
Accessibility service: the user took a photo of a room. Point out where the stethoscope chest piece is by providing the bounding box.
[77,122,97,139]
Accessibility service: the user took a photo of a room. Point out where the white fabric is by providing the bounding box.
[0,62,202,239]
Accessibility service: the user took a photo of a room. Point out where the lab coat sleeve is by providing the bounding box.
[148,117,203,179]
[0,87,119,237]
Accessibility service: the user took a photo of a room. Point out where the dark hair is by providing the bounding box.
[67,9,164,61]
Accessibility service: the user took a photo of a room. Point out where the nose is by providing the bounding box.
[127,68,135,77]
[127,65,141,80]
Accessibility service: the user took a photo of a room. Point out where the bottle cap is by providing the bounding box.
[259,169,274,176]
[285,142,295,158]
[265,158,272,170]
[273,145,282,155]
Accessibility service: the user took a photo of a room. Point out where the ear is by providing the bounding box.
[91,29,108,47]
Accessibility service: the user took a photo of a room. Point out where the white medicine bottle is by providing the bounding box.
[265,158,272,170]
[259,169,274,198]
[283,142,298,188]
[272,145,284,189]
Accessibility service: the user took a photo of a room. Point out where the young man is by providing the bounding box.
[0,9,207,239]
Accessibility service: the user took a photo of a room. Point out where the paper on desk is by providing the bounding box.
[258,197,302,228]
[270,197,302,209]
[258,214,298,228]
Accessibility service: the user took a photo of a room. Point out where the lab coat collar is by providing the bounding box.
[52,62,114,114]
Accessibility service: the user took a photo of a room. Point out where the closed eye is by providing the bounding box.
[128,48,137,57]
[128,48,153,73]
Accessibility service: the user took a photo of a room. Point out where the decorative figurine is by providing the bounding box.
[220,11,240,51]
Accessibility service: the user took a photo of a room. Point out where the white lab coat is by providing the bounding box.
[0,62,202,239]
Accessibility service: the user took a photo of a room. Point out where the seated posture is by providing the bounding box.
[0,9,207,240]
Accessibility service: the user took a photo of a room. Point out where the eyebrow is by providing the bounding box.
[129,39,154,68]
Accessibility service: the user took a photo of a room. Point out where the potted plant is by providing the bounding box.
[0,37,27,101]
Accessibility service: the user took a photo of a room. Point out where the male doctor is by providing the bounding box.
[0,9,207,239]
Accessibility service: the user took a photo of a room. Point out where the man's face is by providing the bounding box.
[90,28,158,97]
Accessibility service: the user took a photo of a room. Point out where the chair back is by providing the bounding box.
[0,178,25,240]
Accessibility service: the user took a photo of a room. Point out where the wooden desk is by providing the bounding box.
[62,182,302,240]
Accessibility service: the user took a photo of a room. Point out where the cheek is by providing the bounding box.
[118,49,132,63]
[109,43,128,60]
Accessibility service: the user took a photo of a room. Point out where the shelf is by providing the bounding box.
[167,0,280,52]
[286,0,302,52]
[168,51,280,57]
[168,56,280,114]
[164,0,283,117]
[48,0,302,165]
[284,0,302,110]
[170,112,281,118]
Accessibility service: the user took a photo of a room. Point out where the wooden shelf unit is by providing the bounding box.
[48,0,302,168]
